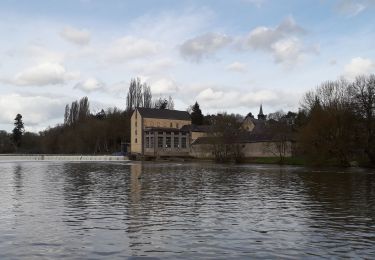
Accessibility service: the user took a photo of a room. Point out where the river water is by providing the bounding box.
[0,161,374,259]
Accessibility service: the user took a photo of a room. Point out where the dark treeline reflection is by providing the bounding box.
[297,169,375,221]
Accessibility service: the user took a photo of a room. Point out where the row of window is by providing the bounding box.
[145,131,187,136]
[145,136,187,149]
[145,122,179,128]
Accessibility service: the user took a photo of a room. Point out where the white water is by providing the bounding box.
[0,155,129,161]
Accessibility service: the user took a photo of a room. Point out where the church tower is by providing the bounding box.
[257,104,266,120]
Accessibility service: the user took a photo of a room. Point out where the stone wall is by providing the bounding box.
[190,141,293,159]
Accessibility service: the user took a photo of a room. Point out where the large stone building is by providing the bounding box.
[130,108,192,157]
[130,106,293,159]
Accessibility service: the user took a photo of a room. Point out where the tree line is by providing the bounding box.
[0,78,176,154]
[0,75,374,167]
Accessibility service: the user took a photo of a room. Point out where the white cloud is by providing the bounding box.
[180,32,232,62]
[240,16,314,65]
[0,93,65,126]
[195,86,299,111]
[60,26,91,46]
[226,62,247,73]
[6,45,65,63]
[74,78,105,93]
[271,37,304,65]
[129,58,175,75]
[149,78,179,95]
[1,63,80,86]
[106,36,159,63]
[344,57,375,80]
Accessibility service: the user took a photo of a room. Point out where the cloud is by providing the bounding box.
[226,62,247,73]
[271,37,304,64]
[60,26,91,46]
[106,36,159,63]
[0,93,65,126]
[1,63,80,86]
[180,32,232,62]
[336,0,367,16]
[129,58,175,75]
[6,45,65,63]
[149,78,179,95]
[195,86,299,111]
[74,78,106,93]
[344,57,375,80]
[240,16,314,65]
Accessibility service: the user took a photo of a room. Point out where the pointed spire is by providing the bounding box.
[258,104,266,120]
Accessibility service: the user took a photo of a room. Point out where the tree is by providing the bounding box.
[143,84,152,108]
[11,114,24,149]
[350,74,375,165]
[190,101,204,125]
[126,78,153,111]
[208,113,243,162]
[153,96,174,109]
[299,79,357,166]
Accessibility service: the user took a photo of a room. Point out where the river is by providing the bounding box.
[0,161,374,259]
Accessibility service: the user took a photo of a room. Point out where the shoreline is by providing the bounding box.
[0,154,129,162]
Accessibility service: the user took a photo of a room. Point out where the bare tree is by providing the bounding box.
[64,104,70,125]
[350,74,375,164]
[143,84,152,108]
[299,79,356,166]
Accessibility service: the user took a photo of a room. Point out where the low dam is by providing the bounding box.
[0,155,129,161]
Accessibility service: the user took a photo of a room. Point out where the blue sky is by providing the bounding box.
[0,0,374,131]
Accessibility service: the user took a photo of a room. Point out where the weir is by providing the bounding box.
[0,155,129,161]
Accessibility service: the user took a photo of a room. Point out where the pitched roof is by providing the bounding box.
[136,108,191,120]
[180,124,211,132]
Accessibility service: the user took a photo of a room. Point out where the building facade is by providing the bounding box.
[130,108,192,157]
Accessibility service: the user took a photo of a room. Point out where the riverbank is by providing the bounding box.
[0,154,129,161]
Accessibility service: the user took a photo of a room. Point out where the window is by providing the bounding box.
[181,137,187,148]
[174,137,179,148]
[158,131,164,135]
[135,130,137,135]
[135,138,137,143]
[170,122,173,128]
[158,137,163,148]
[166,136,171,148]
[135,121,137,127]
[145,137,150,148]
[150,137,154,148]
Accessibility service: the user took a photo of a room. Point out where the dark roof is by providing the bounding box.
[136,108,191,120]
[180,124,211,132]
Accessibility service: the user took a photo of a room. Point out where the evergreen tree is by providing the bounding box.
[11,114,24,148]
[191,101,204,125]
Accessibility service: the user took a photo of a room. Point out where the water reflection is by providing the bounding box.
[0,161,374,259]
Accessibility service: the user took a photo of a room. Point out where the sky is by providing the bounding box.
[0,0,374,132]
